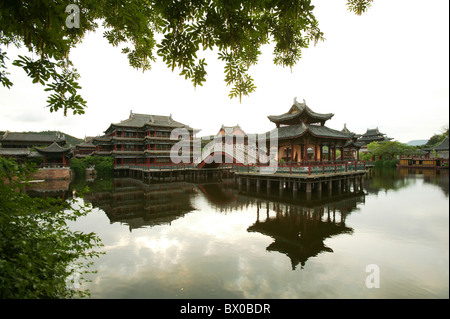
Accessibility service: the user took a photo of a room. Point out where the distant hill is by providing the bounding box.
[1,130,83,147]
[407,140,428,146]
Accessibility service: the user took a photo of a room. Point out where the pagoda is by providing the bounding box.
[267,98,357,162]
[94,111,195,166]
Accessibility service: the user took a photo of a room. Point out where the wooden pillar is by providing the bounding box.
[306,182,312,193]
[313,143,318,161]
[291,142,294,163]
[316,181,322,193]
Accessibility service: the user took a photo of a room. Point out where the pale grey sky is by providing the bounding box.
[0,0,448,143]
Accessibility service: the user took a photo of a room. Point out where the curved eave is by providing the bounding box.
[267,113,334,125]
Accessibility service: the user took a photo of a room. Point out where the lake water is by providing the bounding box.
[63,168,448,299]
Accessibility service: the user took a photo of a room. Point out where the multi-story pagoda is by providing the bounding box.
[267,98,358,162]
[93,111,195,166]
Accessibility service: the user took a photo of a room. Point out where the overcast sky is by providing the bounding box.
[1,0,448,143]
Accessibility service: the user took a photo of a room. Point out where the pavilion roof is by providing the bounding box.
[268,98,334,125]
[35,142,72,154]
[271,122,354,140]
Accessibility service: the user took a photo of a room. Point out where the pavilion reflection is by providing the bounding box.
[83,178,197,231]
[247,196,359,270]
[206,184,365,270]
[24,178,72,200]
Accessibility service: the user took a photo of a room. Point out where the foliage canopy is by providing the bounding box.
[1,0,371,114]
[0,157,103,298]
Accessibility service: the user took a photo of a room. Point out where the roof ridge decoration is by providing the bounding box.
[301,122,308,130]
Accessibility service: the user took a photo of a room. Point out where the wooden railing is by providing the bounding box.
[114,160,371,176]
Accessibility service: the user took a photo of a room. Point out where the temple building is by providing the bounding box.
[35,142,72,167]
[93,111,195,166]
[357,127,392,145]
[341,124,364,160]
[425,136,449,159]
[72,137,96,158]
[0,131,69,164]
[217,124,246,137]
[267,98,359,162]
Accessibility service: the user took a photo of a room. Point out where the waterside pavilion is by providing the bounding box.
[267,98,362,162]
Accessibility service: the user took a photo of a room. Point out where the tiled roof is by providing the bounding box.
[0,132,66,143]
[0,148,31,156]
[268,98,334,124]
[110,112,193,130]
[361,128,381,137]
[268,123,354,140]
[35,142,72,153]
[433,137,449,151]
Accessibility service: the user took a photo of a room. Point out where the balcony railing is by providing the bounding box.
[114,160,370,175]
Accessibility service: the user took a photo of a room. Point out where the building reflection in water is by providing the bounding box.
[24,179,72,200]
[202,180,365,270]
[83,178,197,232]
[80,176,367,270]
[398,167,449,197]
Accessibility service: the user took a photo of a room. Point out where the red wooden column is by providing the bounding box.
[314,143,318,161]
[291,142,294,163]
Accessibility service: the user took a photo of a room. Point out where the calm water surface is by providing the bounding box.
[63,168,448,299]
